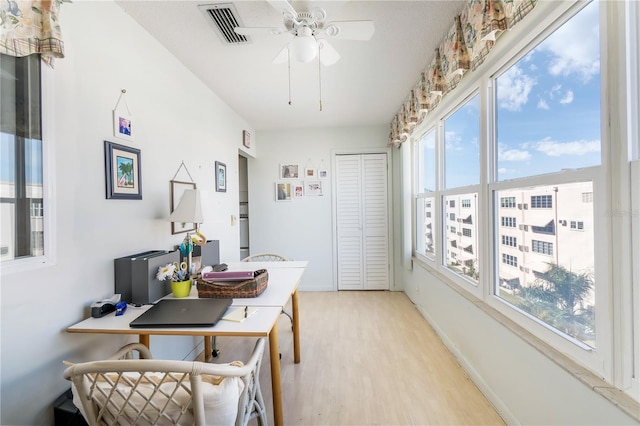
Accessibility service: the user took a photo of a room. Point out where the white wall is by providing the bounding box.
[401,262,638,424]
[249,126,388,291]
[0,2,253,424]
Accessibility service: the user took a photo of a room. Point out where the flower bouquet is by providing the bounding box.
[157,262,191,298]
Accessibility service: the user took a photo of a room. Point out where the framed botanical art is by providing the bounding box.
[215,161,227,192]
[280,164,299,179]
[104,141,142,200]
[170,180,196,234]
[305,180,323,196]
[275,182,292,201]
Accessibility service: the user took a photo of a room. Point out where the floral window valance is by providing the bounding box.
[389,0,538,146]
[1,0,66,63]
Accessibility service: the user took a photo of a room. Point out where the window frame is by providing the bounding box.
[410,0,628,387]
[1,59,57,276]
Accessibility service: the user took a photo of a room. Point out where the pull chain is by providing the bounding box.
[288,49,292,106]
[318,45,323,111]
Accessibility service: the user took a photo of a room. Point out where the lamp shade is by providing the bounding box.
[168,189,203,224]
[292,27,317,63]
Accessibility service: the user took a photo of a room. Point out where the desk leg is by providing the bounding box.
[204,336,211,359]
[292,289,301,364]
[139,334,150,357]
[269,324,283,426]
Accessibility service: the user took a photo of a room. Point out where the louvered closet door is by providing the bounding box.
[336,153,389,290]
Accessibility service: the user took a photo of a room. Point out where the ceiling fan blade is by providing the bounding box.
[266,0,298,22]
[272,45,290,64]
[318,39,340,66]
[234,26,286,36]
[322,20,375,40]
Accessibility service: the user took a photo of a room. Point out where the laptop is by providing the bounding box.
[129,298,232,328]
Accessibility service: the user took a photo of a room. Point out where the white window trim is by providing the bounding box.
[1,61,57,276]
[410,0,640,392]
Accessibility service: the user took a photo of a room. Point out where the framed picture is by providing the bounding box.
[170,180,196,234]
[275,182,292,201]
[243,130,251,148]
[318,168,328,179]
[113,110,134,142]
[280,164,299,179]
[305,168,316,178]
[215,161,227,192]
[104,141,142,200]
[305,180,323,196]
[293,183,304,198]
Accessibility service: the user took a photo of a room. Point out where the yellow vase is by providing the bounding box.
[171,279,192,298]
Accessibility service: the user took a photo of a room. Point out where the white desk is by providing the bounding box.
[67,260,308,426]
[190,261,307,364]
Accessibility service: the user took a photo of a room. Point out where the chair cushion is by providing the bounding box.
[71,370,244,425]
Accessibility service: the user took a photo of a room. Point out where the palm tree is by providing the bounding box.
[118,161,133,185]
[514,263,595,343]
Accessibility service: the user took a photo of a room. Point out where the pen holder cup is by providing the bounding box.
[171,279,192,298]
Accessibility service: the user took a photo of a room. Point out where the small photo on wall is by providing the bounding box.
[305,180,323,196]
[293,183,304,198]
[275,182,292,201]
[280,164,299,179]
[113,111,134,142]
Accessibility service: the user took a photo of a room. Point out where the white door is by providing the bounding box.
[336,153,389,290]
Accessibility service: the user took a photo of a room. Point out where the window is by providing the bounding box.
[462,228,472,237]
[493,0,600,350]
[532,240,554,256]
[531,195,553,209]
[501,197,516,208]
[415,130,436,259]
[411,0,635,398]
[502,235,517,247]
[501,216,516,228]
[449,213,455,221]
[1,54,45,262]
[502,254,518,267]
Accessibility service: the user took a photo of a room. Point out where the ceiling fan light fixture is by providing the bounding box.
[291,27,317,63]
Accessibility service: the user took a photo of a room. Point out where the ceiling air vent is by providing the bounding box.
[199,3,249,44]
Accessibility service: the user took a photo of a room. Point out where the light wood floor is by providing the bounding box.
[204,291,505,426]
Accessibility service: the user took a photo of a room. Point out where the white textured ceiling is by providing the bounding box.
[116,0,464,131]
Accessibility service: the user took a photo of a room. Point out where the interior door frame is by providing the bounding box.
[331,147,394,291]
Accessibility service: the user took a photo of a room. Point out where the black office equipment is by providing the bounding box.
[114,250,179,304]
[129,298,232,328]
[192,240,220,267]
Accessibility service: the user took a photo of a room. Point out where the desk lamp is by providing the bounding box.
[168,189,206,275]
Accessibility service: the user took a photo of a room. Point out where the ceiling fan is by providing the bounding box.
[234,0,375,66]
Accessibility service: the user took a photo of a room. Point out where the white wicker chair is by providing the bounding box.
[241,253,289,262]
[64,338,267,426]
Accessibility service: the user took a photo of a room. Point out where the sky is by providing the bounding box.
[424,0,601,190]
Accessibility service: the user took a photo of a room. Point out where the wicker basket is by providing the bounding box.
[196,269,268,298]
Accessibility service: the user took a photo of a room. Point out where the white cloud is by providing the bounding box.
[529,137,600,156]
[498,167,516,175]
[537,99,549,110]
[498,144,532,161]
[497,65,536,111]
[560,90,574,104]
[538,1,600,82]
[445,131,463,151]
